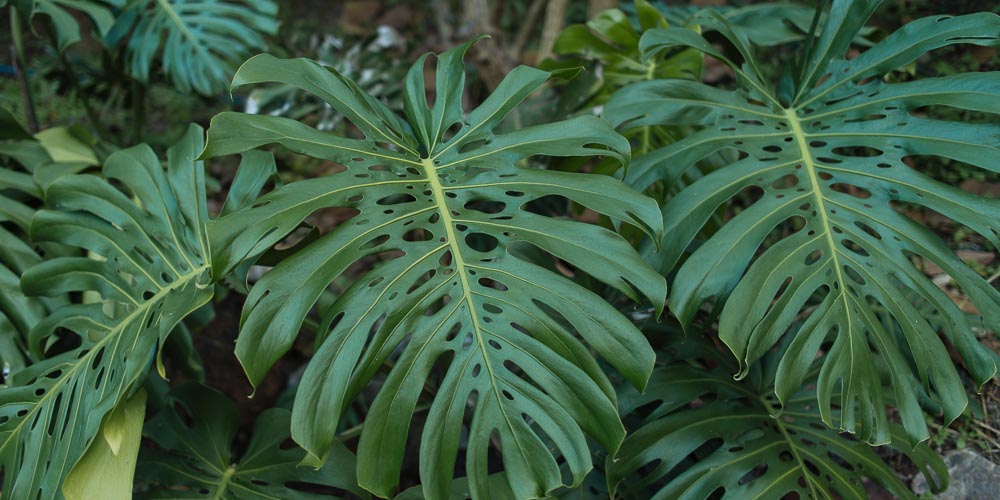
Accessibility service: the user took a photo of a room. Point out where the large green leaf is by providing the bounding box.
[605,0,1000,445]
[202,41,666,498]
[0,125,213,499]
[606,350,948,499]
[135,382,368,499]
[107,0,278,95]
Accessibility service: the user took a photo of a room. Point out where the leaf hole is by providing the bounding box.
[360,234,390,250]
[403,229,432,242]
[830,183,871,199]
[805,250,823,265]
[831,146,883,157]
[376,193,417,206]
[465,233,499,252]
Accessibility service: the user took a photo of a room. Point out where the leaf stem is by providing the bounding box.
[9,15,38,133]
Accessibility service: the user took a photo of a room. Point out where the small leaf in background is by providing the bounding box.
[8,0,123,51]
[135,382,368,499]
[106,0,279,95]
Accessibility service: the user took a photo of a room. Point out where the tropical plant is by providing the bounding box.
[0,125,213,499]
[605,0,999,446]
[200,39,666,498]
[0,0,997,499]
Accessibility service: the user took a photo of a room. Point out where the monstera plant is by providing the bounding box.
[200,39,666,498]
[605,0,1000,448]
[0,0,997,498]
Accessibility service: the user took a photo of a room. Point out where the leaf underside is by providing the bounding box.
[605,2,1000,445]
[203,41,666,498]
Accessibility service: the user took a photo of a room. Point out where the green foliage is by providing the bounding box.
[135,382,367,499]
[608,342,949,499]
[106,0,279,95]
[245,28,409,133]
[0,0,998,498]
[0,125,212,499]
[545,0,702,108]
[605,1,1000,445]
[200,39,666,498]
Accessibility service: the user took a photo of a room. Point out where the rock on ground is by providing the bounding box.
[912,449,1000,499]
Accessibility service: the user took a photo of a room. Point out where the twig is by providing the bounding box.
[461,0,517,91]
[972,419,1000,437]
[510,0,547,62]
[432,0,454,48]
[536,0,569,63]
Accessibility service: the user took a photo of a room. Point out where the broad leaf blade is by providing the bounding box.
[203,44,665,498]
[605,6,1000,445]
[0,125,213,499]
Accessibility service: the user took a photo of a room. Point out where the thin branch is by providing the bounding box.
[536,0,569,63]
[510,0,547,62]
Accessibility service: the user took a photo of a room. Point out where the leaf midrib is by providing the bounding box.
[781,107,856,388]
[154,0,212,64]
[0,263,210,461]
[419,158,528,470]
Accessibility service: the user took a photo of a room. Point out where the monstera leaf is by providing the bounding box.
[201,40,665,498]
[605,0,1000,444]
[5,0,123,50]
[607,353,949,499]
[135,382,368,499]
[107,0,278,95]
[0,125,213,499]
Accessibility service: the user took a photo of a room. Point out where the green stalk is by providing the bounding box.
[9,14,39,133]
